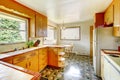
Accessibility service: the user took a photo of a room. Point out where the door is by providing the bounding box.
[90,26,93,59]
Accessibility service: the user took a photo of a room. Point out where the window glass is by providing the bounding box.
[0,13,28,44]
[46,26,55,40]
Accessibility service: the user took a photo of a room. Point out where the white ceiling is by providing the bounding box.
[15,0,112,24]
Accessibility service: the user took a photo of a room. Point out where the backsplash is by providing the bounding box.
[0,43,26,53]
[0,37,43,53]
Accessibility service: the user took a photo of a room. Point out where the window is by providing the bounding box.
[44,26,56,45]
[60,26,80,40]
[0,13,28,44]
[46,26,55,40]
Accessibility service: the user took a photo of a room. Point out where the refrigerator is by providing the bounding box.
[93,27,117,77]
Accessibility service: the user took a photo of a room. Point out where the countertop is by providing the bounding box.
[0,61,40,80]
[102,49,120,73]
[0,44,68,59]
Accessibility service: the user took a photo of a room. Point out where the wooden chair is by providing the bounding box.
[64,44,73,57]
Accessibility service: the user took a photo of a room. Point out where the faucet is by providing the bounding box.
[14,48,18,51]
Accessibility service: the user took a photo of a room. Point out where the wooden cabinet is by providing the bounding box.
[113,27,120,36]
[113,0,120,36]
[42,16,47,37]
[48,47,58,67]
[13,53,27,68]
[104,2,114,25]
[27,50,39,72]
[48,47,65,67]
[1,57,13,64]
[114,0,120,26]
[35,13,47,37]
[38,48,48,71]
[13,50,39,72]
[94,13,104,28]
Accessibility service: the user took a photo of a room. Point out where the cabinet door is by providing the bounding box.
[104,3,113,25]
[35,13,47,37]
[104,58,111,80]
[95,13,104,28]
[48,48,58,66]
[110,63,120,80]
[42,16,47,37]
[35,13,43,37]
[38,48,47,71]
[28,50,39,72]
[14,59,27,69]
[13,54,27,68]
[114,0,120,26]
[113,27,120,36]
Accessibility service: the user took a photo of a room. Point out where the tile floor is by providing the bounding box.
[40,53,101,80]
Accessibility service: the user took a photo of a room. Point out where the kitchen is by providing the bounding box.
[0,0,120,80]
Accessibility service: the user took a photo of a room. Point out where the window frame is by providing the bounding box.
[60,26,81,40]
[0,12,28,45]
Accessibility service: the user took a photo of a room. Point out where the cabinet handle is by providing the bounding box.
[29,62,31,66]
[26,63,27,68]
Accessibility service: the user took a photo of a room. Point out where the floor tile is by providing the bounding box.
[40,53,101,80]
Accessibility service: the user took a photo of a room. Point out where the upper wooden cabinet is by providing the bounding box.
[104,3,114,25]
[35,13,47,37]
[94,13,104,28]
[114,0,120,26]
[113,0,120,36]
[113,27,120,36]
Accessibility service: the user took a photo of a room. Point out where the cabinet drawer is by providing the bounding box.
[28,51,38,58]
[13,54,27,64]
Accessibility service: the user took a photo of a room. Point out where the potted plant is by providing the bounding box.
[26,40,34,48]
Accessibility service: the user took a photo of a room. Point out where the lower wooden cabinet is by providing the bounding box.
[1,47,65,72]
[113,27,120,36]
[13,50,39,72]
[38,48,48,71]
[48,47,58,67]
[1,57,13,64]
[13,53,27,68]
[27,50,39,72]
[48,47,65,67]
